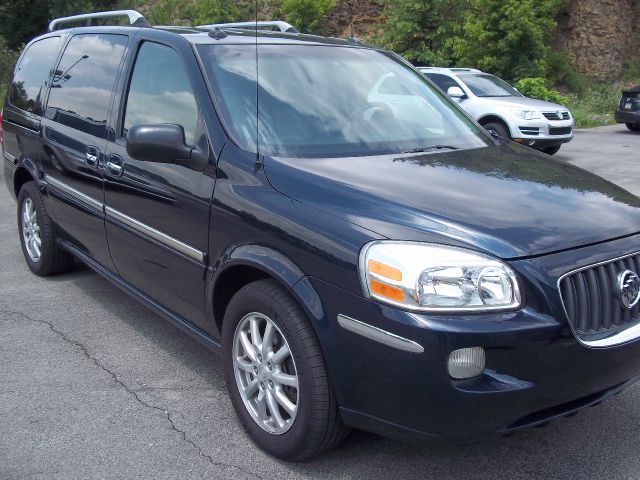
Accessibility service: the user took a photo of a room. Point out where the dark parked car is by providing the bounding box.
[616,85,640,131]
[3,10,640,461]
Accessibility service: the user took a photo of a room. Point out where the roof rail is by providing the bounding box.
[196,21,299,34]
[48,10,150,32]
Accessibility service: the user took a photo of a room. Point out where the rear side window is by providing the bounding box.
[123,42,199,146]
[426,73,462,93]
[9,37,61,115]
[46,34,127,138]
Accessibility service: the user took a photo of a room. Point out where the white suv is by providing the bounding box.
[419,67,574,155]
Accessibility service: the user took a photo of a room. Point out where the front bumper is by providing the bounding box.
[616,108,640,124]
[306,234,640,443]
[512,119,574,150]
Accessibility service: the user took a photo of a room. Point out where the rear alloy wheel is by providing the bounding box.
[222,279,349,460]
[17,181,74,276]
[626,123,640,132]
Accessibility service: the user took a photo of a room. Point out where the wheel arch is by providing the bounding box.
[208,244,325,337]
[13,160,39,198]
[477,114,514,137]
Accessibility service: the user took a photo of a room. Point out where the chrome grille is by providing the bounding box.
[543,112,570,120]
[559,253,640,343]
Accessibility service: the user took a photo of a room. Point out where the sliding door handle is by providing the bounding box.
[106,155,124,177]
[85,146,100,167]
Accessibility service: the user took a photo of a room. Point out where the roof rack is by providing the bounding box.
[48,10,150,32]
[196,21,299,34]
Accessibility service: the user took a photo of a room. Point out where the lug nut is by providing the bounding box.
[268,380,274,389]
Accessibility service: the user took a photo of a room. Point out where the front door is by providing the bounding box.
[104,39,215,330]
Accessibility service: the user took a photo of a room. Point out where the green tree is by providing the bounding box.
[277,0,335,33]
[0,0,118,49]
[452,0,566,81]
[375,0,468,66]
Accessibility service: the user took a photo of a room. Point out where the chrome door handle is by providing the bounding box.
[85,146,100,167]
[106,155,124,177]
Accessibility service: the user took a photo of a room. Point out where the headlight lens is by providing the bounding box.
[513,110,541,120]
[360,242,522,312]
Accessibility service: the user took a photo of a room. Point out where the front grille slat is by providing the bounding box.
[559,253,640,343]
[596,265,611,330]
[585,268,600,332]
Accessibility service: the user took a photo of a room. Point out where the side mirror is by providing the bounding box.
[447,86,466,99]
[126,123,207,170]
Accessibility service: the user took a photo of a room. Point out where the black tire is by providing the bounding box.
[17,181,74,276]
[222,279,349,461]
[482,121,511,140]
[626,123,640,132]
[542,145,561,155]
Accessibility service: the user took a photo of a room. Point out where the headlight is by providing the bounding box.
[512,110,541,120]
[359,241,522,312]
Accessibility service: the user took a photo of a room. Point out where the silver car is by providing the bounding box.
[419,67,574,155]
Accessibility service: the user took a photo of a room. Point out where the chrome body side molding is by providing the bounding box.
[105,206,205,264]
[337,314,424,354]
[45,174,103,211]
[44,174,205,264]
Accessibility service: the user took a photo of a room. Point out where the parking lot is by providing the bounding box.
[1,124,639,480]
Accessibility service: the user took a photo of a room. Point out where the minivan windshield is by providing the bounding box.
[198,45,490,158]
[457,73,521,98]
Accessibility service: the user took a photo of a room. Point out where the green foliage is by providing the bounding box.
[515,77,569,105]
[0,41,19,108]
[567,83,620,128]
[135,0,244,25]
[375,0,467,65]
[452,0,566,81]
[0,0,118,49]
[276,0,335,33]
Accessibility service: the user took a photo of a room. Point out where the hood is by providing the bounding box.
[477,96,568,111]
[263,144,640,259]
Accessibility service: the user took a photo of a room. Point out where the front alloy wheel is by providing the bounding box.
[222,279,349,460]
[232,312,299,435]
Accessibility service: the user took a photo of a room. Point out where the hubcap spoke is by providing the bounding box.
[272,371,298,389]
[274,387,297,416]
[239,331,258,362]
[266,389,286,428]
[271,344,290,365]
[232,311,299,435]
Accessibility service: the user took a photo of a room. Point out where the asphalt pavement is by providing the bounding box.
[1,124,639,479]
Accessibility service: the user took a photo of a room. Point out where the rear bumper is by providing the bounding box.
[616,108,640,124]
[3,152,17,200]
[307,234,640,443]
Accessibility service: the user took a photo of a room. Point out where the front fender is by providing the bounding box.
[205,244,326,337]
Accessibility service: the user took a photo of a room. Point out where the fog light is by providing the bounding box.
[448,347,485,379]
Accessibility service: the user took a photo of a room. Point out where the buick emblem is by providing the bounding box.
[618,270,640,309]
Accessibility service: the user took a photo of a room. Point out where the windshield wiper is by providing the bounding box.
[402,145,461,154]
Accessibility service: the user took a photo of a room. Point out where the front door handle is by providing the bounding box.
[86,146,100,167]
[106,155,124,177]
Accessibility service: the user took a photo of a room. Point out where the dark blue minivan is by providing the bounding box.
[3,10,640,461]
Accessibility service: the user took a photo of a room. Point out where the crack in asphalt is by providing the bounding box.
[2,309,264,480]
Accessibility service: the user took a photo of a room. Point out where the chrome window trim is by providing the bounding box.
[45,174,205,264]
[557,249,640,348]
[105,206,205,264]
[337,314,424,354]
[45,174,104,211]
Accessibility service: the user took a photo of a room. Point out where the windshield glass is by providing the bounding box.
[457,73,521,97]
[198,45,490,158]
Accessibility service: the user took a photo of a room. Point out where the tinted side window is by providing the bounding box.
[46,34,127,138]
[426,73,461,93]
[9,37,61,115]
[124,42,199,146]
